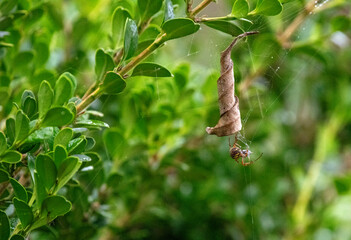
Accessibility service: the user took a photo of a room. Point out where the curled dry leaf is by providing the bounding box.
[206,31,259,137]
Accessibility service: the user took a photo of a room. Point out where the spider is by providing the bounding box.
[229,137,263,166]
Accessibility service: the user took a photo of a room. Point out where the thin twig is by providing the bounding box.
[189,0,213,19]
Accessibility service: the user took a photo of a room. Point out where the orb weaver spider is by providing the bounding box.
[229,136,263,166]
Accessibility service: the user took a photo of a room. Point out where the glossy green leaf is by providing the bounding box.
[0,210,10,240]
[27,127,56,144]
[41,107,74,127]
[54,145,67,168]
[34,172,47,209]
[41,196,72,221]
[38,80,54,119]
[1,150,22,163]
[0,169,9,183]
[123,18,138,60]
[95,49,115,83]
[21,90,35,108]
[13,198,33,228]
[55,156,82,192]
[132,63,172,77]
[68,136,87,155]
[162,18,200,41]
[0,131,6,155]
[203,20,243,36]
[99,71,126,95]
[10,235,25,240]
[53,73,74,106]
[231,0,249,18]
[164,0,174,22]
[250,0,282,16]
[75,119,110,128]
[54,128,73,148]
[36,154,57,191]
[10,178,28,202]
[22,96,36,118]
[5,118,15,145]
[138,0,162,23]
[15,110,30,142]
[85,137,96,151]
[111,7,131,48]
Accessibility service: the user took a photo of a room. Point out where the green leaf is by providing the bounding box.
[231,0,249,18]
[36,154,57,191]
[34,172,47,209]
[13,51,34,73]
[138,0,163,23]
[0,0,18,15]
[111,7,131,48]
[75,120,110,128]
[1,150,22,163]
[0,131,7,155]
[99,72,126,95]
[250,0,282,16]
[123,18,138,60]
[41,107,74,127]
[203,20,243,36]
[54,128,73,148]
[5,118,15,144]
[132,63,172,77]
[0,210,10,240]
[41,196,72,221]
[53,73,74,106]
[15,110,30,142]
[22,96,36,118]
[33,41,49,65]
[68,136,87,155]
[103,129,126,158]
[13,198,34,229]
[55,156,82,192]
[164,0,174,22]
[10,178,28,202]
[27,127,56,144]
[95,49,115,83]
[54,145,67,168]
[38,80,54,119]
[0,169,9,183]
[10,235,25,240]
[162,18,200,41]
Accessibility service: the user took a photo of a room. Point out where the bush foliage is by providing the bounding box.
[1,0,351,239]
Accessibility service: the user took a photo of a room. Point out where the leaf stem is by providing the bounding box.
[189,0,213,19]
[76,87,101,114]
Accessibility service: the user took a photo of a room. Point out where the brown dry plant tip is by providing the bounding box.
[206,31,259,137]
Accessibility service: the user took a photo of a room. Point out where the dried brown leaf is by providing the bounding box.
[206,31,259,137]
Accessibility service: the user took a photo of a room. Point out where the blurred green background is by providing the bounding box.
[1,0,351,239]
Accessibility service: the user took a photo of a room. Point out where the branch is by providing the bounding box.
[188,0,213,19]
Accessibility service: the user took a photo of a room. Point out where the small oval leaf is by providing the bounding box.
[231,0,249,18]
[0,210,10,240]
[99,72,126,95]
[1,150,22,163]
[162,18,200,41]
[15,110,30,142]
[38,80,54,119]
[123,18,138,60]
[13,198,34,229]
[203,20,243,36]
[95,49,115,83]
[55,156,82,192]
[0,131,7,155]
[10,178,28,202]
[131,63,172,77]
[112,7,131,48]
[36,154,57,191]
[54,145,67,168]
[250,0,282,16]
[41,196,72,221]
[53,73,74,106]
[41,107,74,127]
